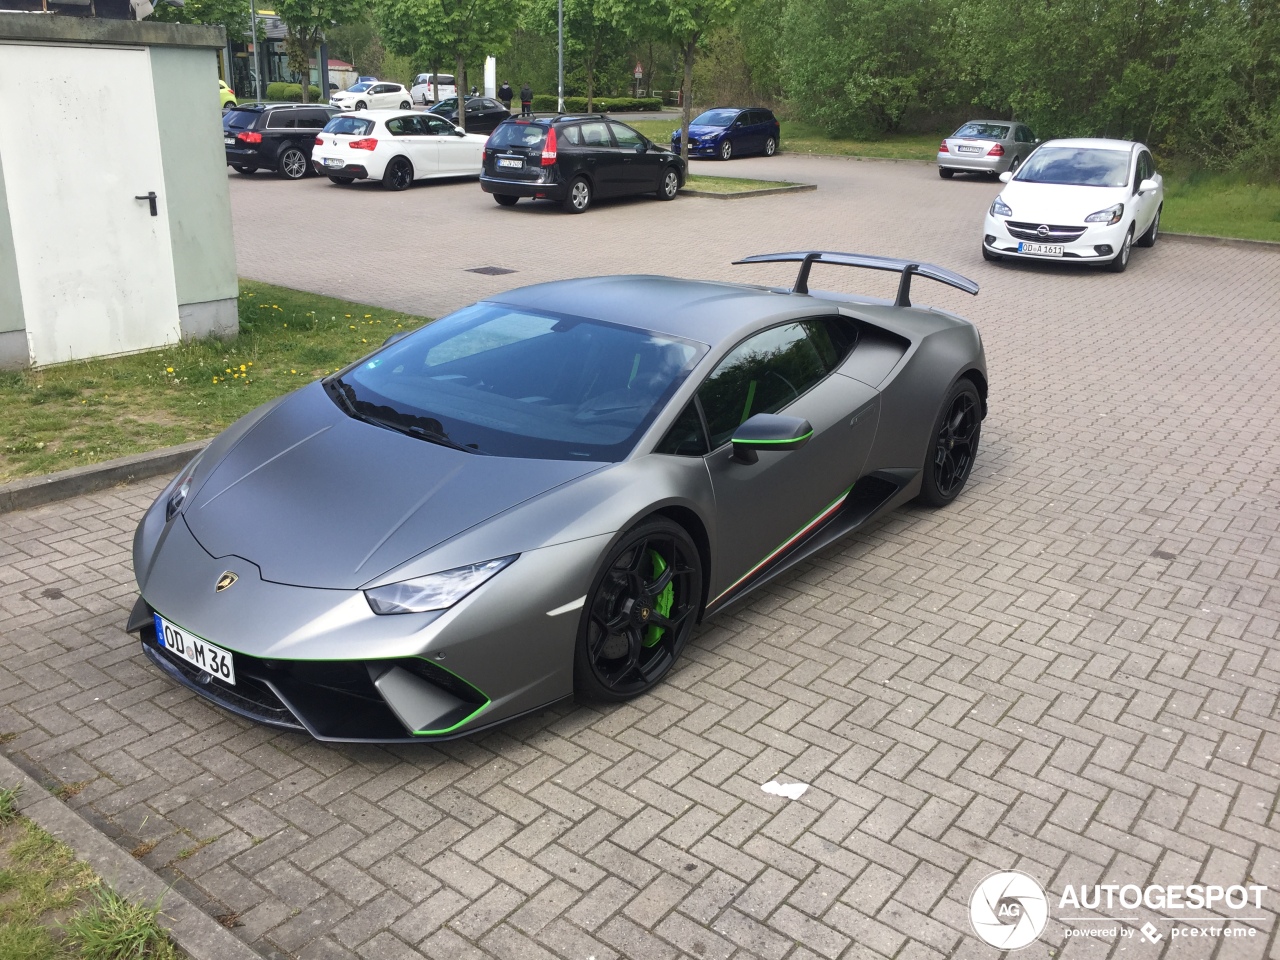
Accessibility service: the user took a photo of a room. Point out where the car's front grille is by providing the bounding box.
[143,642,303,729]
[1005,221,1087,243]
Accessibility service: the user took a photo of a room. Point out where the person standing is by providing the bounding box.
[520,82,533,117]
[498,80,513,111]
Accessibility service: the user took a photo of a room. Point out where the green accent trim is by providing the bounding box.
[410,699,491,736]
[734,430,814,447]
[740,380,757,423]
[628,353,641,387]
[643,549,673,648]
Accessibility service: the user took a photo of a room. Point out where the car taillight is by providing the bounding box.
[350,138,378,151]
[228,88,235,97]
[236,131,263,144]
[541,127,557,166]
[989,143,1005,156]
[315,136,323,145]
[939,140,948,153]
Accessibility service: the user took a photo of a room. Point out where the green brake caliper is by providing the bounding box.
[644,549,674,647]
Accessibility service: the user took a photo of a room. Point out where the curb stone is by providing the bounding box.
[681,181,817,200]
[0,440,207,515]
[1162,231,1280,252]
[0,752,263,960]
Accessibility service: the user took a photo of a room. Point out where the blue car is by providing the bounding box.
[671,107,780,161]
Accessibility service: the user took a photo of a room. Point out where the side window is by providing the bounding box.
[385,117,409,135]
[560,124,582,145]
[424,115,452,135]
[578,121,612,147]
[655,402,708,457]
[697,322,832,449]
[1140,151,1155,180]
[610,123,644,149]
[266,112,295,129]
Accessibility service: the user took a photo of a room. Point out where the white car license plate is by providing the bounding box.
[154,613,236,685]
[957,145,981,153]
[323,158,343,168]
[224,137,235,146]
[1018,242,1064,257]
[497,157,523,169]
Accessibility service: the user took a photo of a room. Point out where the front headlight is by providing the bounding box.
[1085,203,1124,224]
[365,556,517,615]
[990,196,1012,217]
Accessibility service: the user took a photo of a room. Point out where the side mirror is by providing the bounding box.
[998,171,1013,183]
[1138,177,1158,194]
[731,414,813,465]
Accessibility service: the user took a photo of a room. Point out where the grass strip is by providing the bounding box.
[685,174,801,193]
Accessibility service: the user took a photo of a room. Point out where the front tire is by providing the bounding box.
[563,176,592,213]
[1137,205,1160,247]
[278,147,308,180]
[1109,226,1134,272]
[382,156,413,191]
[355,100,367,111]
[917,379,982,508]
[574,518,703,702]
[493,194,519,206]
[656,168,679,200]
[718,139,733,161]
[764,136,777,157]
[982,244,1001,261]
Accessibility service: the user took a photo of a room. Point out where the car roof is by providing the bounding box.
[487,276,845,345]
[1039,137,1141,150]
[957,119,1015,126]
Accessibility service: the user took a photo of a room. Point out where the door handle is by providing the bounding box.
[135,191,158,216]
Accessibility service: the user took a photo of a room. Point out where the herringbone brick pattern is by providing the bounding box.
[1,155,1278,959]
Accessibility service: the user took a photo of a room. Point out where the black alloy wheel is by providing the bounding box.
[918,379,982,507]
[382,157,413,191]
[575,519,702,701]
[764,136,777,157]
[278,147,308,180]
[719,139,733,161]
[657,168,680,200]
[494,194,519,206]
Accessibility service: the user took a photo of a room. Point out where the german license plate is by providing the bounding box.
[1018,242,1064,256]
[957,144,981,153]
[154,613,236,685]
[497,157,523,169]
[224,137,235,146]
[323,158,343,168]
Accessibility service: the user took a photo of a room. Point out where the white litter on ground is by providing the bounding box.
[761,780,809,800]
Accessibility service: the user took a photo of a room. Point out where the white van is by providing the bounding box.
[410,73,457,106]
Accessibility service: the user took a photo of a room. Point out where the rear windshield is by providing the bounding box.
[223,109,260,131]
[330,304,706,461]
[487,122,547,149]
[1015,147,1130,187]
[322,116,375,136]
[692,109,737,127]
[954,122,1009,140]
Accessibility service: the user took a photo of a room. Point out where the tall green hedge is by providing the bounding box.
[264,82,324,103]
[528,95,663,113]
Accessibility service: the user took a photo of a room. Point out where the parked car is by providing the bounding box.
[428,96,511,134]
[938,120,1037,178]
[411,73,458,105]
[330,81,411,112]
[670,107,780,160]
[127,250,985,741]
[982,138,1164,272]
[312,110,489,190]
[482,115,686,213]
[223,103,339,179]
[219,79,236,112]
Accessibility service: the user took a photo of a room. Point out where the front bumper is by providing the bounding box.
[672,141,718,157]
[480,173,565,200]
[983,214,1127,262]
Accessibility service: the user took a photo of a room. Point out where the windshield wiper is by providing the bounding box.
[326,377,480,453]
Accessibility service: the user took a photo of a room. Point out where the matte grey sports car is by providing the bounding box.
[127,252,988,742]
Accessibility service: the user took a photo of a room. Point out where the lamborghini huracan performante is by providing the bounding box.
[127,252,988,742]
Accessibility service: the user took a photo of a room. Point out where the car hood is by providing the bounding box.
[680,125,725,138]
[182,384,603,589]
[997,181,1129,224]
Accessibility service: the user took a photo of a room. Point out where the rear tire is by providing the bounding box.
[278,146,308,180]
[917,379,982,508]
[382,156,413,191]
[400,100,411,109]
[1137,205,1160,247]
[939,168,954,179]
[563,176,592,213]
[764,136,777,157]
[656,168,679,200]
[494,194,519,206]
[1109,226,1134,272]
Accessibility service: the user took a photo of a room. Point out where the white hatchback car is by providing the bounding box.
[312,111,489,190]
[330,81,412,112]
[982,138,1164,273]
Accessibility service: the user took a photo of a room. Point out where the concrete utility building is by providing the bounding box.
[0,13,237,369]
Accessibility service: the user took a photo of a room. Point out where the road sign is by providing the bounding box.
[634,62,643,79]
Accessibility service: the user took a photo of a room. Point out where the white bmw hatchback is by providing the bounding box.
[982,138,1164,273]
[312,111,489,191]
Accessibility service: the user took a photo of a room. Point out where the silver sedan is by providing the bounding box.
[938,120,1037,178]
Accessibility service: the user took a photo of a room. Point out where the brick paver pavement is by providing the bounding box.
[2,155,1279,960]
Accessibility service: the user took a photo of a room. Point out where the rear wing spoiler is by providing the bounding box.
[733,251,979,307]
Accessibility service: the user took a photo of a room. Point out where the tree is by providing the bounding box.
[151,0,251,38]
[275,0,367,103]
[528,0,633,110]
[377,0,515,130]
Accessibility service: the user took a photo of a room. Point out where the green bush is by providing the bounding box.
[527,94,663,114]
[264,82,324,103]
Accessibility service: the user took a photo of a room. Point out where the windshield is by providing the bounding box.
[1016,147,1131,187]
[953,122,1008,140]
[330,305,705,461]
[347,82,372,92]
[322,116,374,136]
[692,109,738,127]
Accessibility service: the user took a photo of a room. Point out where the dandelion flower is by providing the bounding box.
[364,314,371,318]
[239,364,246,371]
[291,369,297,374]
[166,367,174,373]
